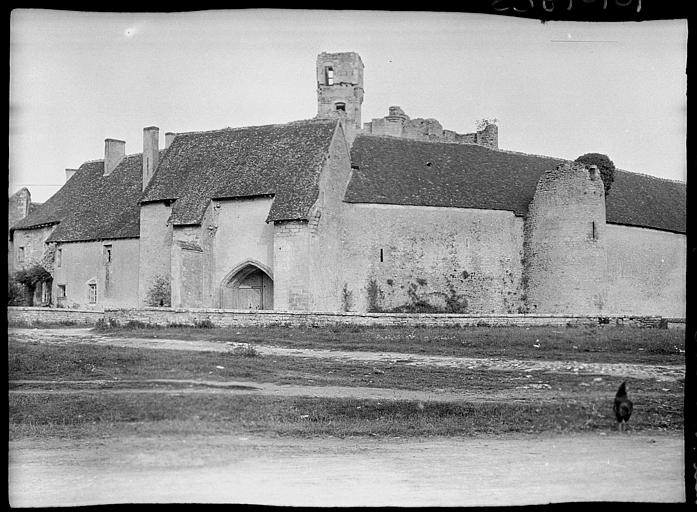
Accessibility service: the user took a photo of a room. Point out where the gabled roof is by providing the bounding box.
[11,153,147,243]
[141,119,339,224]
[347,136,686,234]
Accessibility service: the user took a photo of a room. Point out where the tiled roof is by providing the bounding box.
[142,119,339,224]
[347,136,686,234]
[11,153,147,243]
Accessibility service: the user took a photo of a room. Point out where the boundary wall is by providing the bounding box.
[7,306,685,329]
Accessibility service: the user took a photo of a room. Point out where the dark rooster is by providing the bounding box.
[613,381,633,433]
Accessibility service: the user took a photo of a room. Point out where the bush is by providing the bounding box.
[8,279,29,306]
[145,275,171,307]
[575,153,616,196]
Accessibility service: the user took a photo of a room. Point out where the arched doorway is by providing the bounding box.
[220,264,273,310]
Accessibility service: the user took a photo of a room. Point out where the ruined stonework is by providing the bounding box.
[523,163,608,315]
[362,106,499,149]
[316,52,364,131]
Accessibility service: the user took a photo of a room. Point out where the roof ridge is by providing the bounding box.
[173,118,337,138]
[614,168,686,185]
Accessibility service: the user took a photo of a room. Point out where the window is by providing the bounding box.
[88,283,97,304]
[591,221,598,241]
[17,247,25,263]
[103,245,112,263]
[380,248,384,263]
[56,248,62,268]
[325,66,334,85]
[57,285,66,298]
[335,102,346,112]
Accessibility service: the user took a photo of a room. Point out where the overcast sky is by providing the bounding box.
[9,9,687,202]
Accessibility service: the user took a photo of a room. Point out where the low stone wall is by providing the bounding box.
[102,308,670,329]
[7,306,103,326]
[8,306,678,329]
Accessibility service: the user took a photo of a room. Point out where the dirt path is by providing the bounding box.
[8,432,684,506]
[9,327,685,382]
[8,377,616,403]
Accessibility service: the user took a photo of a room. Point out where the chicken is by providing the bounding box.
[613,381,633,433]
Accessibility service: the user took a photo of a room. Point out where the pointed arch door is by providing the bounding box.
[221,265,273,310]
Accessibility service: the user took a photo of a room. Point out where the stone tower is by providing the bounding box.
[316,52,364,131]
[522,162,608,315]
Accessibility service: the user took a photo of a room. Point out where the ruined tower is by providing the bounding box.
[316,52,364,131]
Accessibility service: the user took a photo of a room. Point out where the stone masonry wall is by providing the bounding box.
[523,163,607,315]
[604,224,686,317]
[306,123,354,312]
[53,238,140,309]
[138,202,173,306]
[340,203,525,314]
[273,220,312,311]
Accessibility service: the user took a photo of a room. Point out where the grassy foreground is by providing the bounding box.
[11,321,686,364]
[8,325,684,439]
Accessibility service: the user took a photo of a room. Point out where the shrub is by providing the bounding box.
[194,318,215,329]
[575,153,616,196]
[145,275,171,307]
[8,279,29,306]
[341,283,354,312]
[366,279,383,313]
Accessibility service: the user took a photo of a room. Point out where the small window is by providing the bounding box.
[56,248,62,268]
[103,245,112,263]
[57,285,66,298]
[591,221,598,241]
[380,248,384,263]
[335,102,346,112]
[88,283,97,304]
[325,66,334,85]
[17,247,25,263]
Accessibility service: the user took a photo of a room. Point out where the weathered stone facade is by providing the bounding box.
[9,51,685,318]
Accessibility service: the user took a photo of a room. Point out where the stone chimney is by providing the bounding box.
[104,139,126,176]
[142,126,159,191]
[164,132,176,149]
[65,168,78,182]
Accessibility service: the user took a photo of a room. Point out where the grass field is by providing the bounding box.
[8,325,685,439]
[84,323,687,364]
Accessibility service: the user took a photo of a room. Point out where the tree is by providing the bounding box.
[13,263,52,306]
[575,153,616,197]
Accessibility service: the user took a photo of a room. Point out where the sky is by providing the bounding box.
[9,9,687,203]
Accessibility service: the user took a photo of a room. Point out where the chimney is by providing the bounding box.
[104,139,126,176]
[65,168,78,182]
[164,132,176,149]
[142,126,159,191]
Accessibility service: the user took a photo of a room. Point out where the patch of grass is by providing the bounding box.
[79,325,686,365]
[8,319,81,328]
[8,392,683,440]
[8,339,684,398]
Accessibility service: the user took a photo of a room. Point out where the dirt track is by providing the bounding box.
[8,432,684,506]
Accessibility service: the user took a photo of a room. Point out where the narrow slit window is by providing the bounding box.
[325,66,334,85]
[17,247,25,263]
[591,221,597,240]
[380,248,384,262]
[56,248,62,268]
[104,245,112,263]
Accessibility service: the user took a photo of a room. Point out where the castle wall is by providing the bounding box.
[211,197,275,306]
[604,224,685,317]
[52,238,140,309]
[273,220,312,310]
[138,202,173,306]
[339,204,525,314]
[306,125,354,311]
[11,226,55,273]
[523,163,607,315]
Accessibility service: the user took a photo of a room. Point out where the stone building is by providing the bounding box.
[9,51,686,317]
